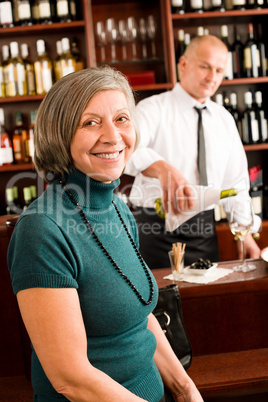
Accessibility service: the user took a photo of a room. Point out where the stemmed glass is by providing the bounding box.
[118,19,128,61]
[228,199,256,272]
[96,21,107,63]
[127,16,138,60]
[147,15,157,58]
[139,18,147,59]
[106,18,119,62]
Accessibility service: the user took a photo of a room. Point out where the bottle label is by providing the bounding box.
[0,147,13,165]
[262,119,268,141]
[70,0,76,17]
[28,138,35,157]
[172,0,183,5]
[62,60,75,77]
[212,0,221,5]
[252,195,262,215]
[13,138,22,160]
[39,2,51,18]
[57,0,69,16]
[17,63,26,95]
[224,52,233,80]
[232,0,245,4]
[0,2,13,24]
[18,3,31,19]
[244,48,252,69]
[251,44,259,78]
[26,70,36,94]
[41,64,53,93]
[190,0,203,8]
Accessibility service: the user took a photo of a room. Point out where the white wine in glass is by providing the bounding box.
[229,199,256,272]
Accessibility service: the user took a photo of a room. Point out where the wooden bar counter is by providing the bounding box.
[153,260,268,356]
[153,260,268,400]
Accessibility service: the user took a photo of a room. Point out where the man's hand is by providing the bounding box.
[142,161,195,215]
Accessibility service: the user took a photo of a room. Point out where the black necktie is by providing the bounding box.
[194,106,207,186]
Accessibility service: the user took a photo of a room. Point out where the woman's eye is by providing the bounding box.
[117,116,129,123]
[83,120,96,127]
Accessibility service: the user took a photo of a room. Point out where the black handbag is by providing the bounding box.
[153,284,192,371]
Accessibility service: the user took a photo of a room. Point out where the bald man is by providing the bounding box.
[125,35,260,268]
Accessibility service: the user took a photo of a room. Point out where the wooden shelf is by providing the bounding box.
[221,77,268,86]
[0,20,85,37]
[244,143,268,151]
[172,8,268,20]
[0,164,35,173]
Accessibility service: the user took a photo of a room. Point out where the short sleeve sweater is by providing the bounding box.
[8,169,163,402]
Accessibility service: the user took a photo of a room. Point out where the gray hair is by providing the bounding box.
[34,66,138,182]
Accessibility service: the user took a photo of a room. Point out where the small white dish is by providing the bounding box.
[184,263,218,276]
[261,247,268,263]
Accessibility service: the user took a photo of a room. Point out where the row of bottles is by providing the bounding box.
[5,185,37,215]
[215,90,268,144]
[0,0,79,28]
[171,0,267,14]
[175,23,267,81]
[0,36,84,97]
[0,108,36,166]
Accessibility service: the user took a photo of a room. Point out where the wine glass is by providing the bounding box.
[96,21,107,63]
[139,18,147,59]
[127,16,138,60]
[106,18,119,62]
[118,19,128,61]
[147,15,157,58]
[228,199,256,272]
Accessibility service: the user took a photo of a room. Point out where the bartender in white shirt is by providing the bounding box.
[125,34,261,268]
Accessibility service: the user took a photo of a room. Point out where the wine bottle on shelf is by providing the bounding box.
[215,93,223,106]
[197,26,204,36]
[28,109,37,159]
[231,25,244,79]
[242,91,258,144]
[12,111,30,163]
[12,185,23,213]
[2,45,9,95]
[0,108,13,166]
[6,41,27,97]
[34,39,53,94]
[175,29,185,81]
[220,25,233,80]
[203,0,212,11]
[31,0,40,24]
[184,33,191,48]
[253,0,264,8]
[243,23,259,78]
[54,40,63,81]
[71,37,84,72]
[56,0,75,23]
[6,188,16,215]
[211,0,225,11]
[17,0,33,25]
[253,91,268,143]
[223,91,232,113]
[246,0,255,8]
[232,0,246,9]
[229,92,243,139]
[171,0,186,13]
[23,187,32,210]
[59,37,76,78]
[0,0,14,27]
[189,0,204,13]
[21,43,36,96]
[256,26,266,77]
[249,166,263,219]
[39,0,55,24]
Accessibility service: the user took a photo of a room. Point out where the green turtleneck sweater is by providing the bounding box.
[8,169,163,402]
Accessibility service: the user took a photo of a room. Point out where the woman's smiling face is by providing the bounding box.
[70,90,136,182]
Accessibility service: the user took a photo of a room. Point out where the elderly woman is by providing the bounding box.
[8,66,202,402]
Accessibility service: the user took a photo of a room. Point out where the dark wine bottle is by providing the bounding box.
[220,25,233,80]
[243,23,259,78]
[211,0,225,11]
[232,0,246,9]
[189,0,204,13]
[242,91,258,144]
[223,91,232,113]
[17,0,33,26]
[253,91,268,143]
[39,0,55,24]
[231,25,244,79]
[175,29,185,81]
[171,0,186,13]
[0,0,14,27]
[256,25,266,77]
[230,92,243,139]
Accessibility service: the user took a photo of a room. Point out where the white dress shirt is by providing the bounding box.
[125,83,251,215]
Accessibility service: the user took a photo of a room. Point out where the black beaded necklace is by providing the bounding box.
[61,181,154,306]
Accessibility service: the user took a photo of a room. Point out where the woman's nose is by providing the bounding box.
[100,122,121,143]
